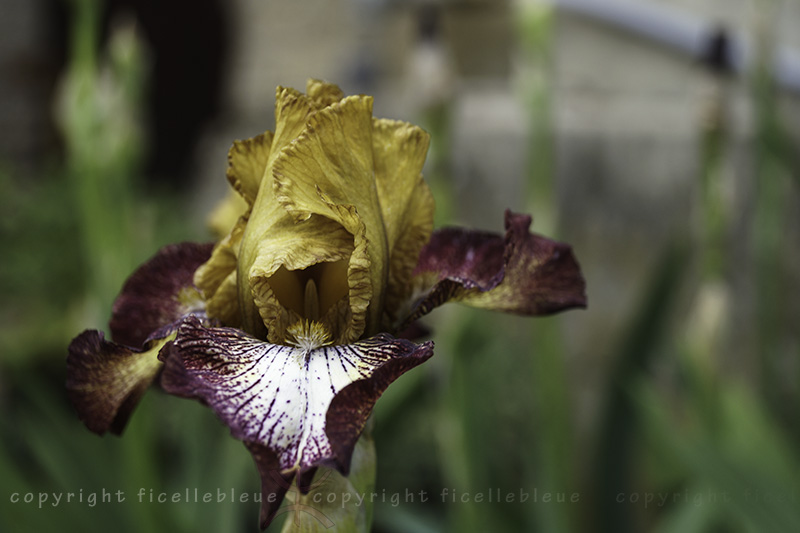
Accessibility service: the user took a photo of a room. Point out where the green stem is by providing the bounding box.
[280,433,376,532]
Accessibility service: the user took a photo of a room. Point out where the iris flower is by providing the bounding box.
[67,80,586,529]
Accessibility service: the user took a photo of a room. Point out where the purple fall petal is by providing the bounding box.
[407,210,586,323]
[66,242,213,435]
[160,316,433,529]
[110,242,214,347]
[66,330,166,435]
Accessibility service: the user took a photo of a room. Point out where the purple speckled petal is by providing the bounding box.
[406,211,586,324]
[66,242,214,435]
[66,330,169,435]
[245,442,295,529]
[160,316,432,528]
[110,242,214,347]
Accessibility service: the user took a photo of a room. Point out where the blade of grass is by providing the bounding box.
[591,242,689,533]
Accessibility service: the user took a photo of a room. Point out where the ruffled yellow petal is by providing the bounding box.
[245,214,356,344]
[272,95,388,341]
[306,78,345,107]
[202,81,431,345]
[371,118,434,327]
[272,86,322,157]
[202,125,279,319]
[234,86,325,336]
[195,217,246,327]
[207,189,248,239]
[226,131,274,206]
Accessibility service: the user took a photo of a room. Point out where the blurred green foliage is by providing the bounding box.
[1,1,799,532]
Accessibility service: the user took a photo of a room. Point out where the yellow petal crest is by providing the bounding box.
[271,86,322,157]
[305,78,345,107]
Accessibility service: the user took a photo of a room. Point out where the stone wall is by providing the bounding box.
[549,0,800,436]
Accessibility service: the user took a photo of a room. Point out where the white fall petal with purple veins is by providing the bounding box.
[163,317,419,472]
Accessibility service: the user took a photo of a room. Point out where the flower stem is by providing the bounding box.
[280,433,375,533]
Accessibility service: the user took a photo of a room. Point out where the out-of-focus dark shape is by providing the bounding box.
[701,25,733,74]
[553,0,800,94]
[101,0,228,187]
[1,0,228,187]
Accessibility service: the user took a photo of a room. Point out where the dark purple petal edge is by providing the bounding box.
[109,242,214,347]
[66,330,164,435]
[324,336,434,475]
[67,242,214,435]
[159,316,433,530]
[406,210,587,323]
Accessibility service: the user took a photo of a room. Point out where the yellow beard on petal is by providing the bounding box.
[287,320,333,353]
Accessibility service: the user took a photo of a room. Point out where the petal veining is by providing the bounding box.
[110,242,213,347]
[67,331,171,434]
[161,316,433,473]
[68,242,213,435]
[406,211,587,323]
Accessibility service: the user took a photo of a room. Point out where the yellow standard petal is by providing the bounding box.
[206,189,248,240]
[204,85,329,335]
[371,118,434,328]
[236,84,358,343]
[227,131,274,206]
[306,78,345,107]
[271,86,324,156]
[195,217,246,327]
[202,81,431,346]
[272,95,389,341]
